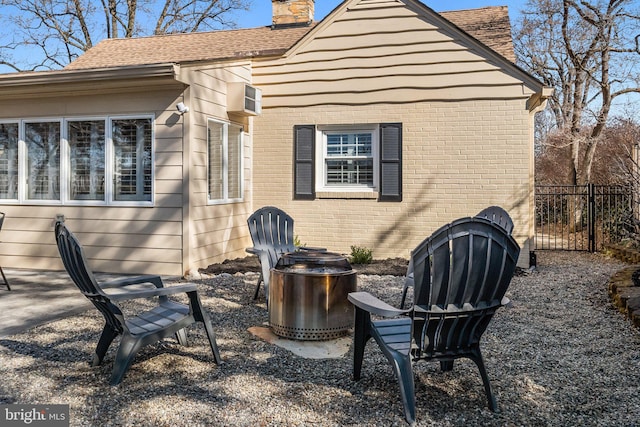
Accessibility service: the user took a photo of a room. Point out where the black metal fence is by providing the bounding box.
[535,184,634,252]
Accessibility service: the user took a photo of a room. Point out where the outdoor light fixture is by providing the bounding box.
[176,102,189,114]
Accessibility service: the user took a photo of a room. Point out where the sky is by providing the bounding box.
[232,0,529,28]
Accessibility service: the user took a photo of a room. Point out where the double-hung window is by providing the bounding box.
[0,116,153,205]
[323,129,376,189]
[208,119,243,204]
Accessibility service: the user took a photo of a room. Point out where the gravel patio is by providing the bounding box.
[1,251,639,426]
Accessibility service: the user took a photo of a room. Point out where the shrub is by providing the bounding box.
[349,245,373,264]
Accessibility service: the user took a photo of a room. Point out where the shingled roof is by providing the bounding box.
[65,26,314,70]
[441,6,515,62]
[65,6,514,71]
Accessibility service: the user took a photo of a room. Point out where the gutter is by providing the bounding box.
[0,63,180,88]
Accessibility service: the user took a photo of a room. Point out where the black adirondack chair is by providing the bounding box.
[348,217,520,425]
[400,206,514,308]
[246,206,324,302]
[0,212,9,290]
[54,221,221,385]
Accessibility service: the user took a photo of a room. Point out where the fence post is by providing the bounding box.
[588,183,596,252]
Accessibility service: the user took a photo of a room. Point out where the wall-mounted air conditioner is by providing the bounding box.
[227,82,262,116]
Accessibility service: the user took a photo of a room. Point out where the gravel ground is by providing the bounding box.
[1,251,639,427]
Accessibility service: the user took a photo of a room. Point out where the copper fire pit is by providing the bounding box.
[269,251,357,340]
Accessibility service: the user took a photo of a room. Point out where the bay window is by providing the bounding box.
[0,116,153,205]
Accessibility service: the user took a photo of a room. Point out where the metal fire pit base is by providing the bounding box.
[269,265,357,341]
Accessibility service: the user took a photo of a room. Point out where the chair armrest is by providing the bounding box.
[413,300,503,315]
[100,274,164,289]
[246,247,260,255]
[404,272,414,288]
[105,283,198,301]
[348,291,411,318]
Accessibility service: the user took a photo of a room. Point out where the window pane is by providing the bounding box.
[25,122,60,200]
[0,123,18,199]
[326,159,373,185]
[208,121,224,200]
[228,124,242,200]
[112,119,152,202]
[327,134,346,156]
[355,133,372,155]
[69,121,105,201]
[327,133,372,156]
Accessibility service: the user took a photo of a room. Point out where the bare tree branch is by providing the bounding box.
[0,0,249,71]
[515,0,640,185]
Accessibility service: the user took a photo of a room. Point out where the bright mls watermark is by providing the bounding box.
[1,405,69,426]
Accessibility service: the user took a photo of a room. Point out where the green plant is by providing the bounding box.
[349,245,373,264]
[294,235,304,247]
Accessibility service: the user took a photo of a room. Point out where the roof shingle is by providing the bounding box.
[65,6,514,70]
[65,25,314,70]
[441,6,515,62]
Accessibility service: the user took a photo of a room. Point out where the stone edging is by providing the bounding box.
[607,265,640,329]
[604,244,640,264]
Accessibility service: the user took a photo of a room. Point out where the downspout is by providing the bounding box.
[527,86,553,268]
[173,64,193,277]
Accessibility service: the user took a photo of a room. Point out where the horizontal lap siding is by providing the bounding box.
[0,207,184,275]
[251,0,535,267]
[253,1,535,108]
[0,88,187,275]
[180,63,254,272]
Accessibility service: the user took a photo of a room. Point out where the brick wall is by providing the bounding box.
[251,100,533,267]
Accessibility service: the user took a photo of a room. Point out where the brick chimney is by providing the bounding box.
[272,0,314,28]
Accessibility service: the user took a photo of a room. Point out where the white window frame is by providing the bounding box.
[65,117,106,204]
[22,118,62,204]
[315,124,379,193]
[207,118,244,205]
[109,116,155,206]
[0,115,155,206]
[0,120,20,201]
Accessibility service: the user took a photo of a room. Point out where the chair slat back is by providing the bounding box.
[410,217,520,355]
[475,206,514,234]
[247,206,296,267]
[55,222,124,332]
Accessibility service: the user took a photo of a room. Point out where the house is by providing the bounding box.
[0,0,549,276]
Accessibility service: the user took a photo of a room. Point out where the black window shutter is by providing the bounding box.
[379,123,402,202]
[293,125,315,200]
